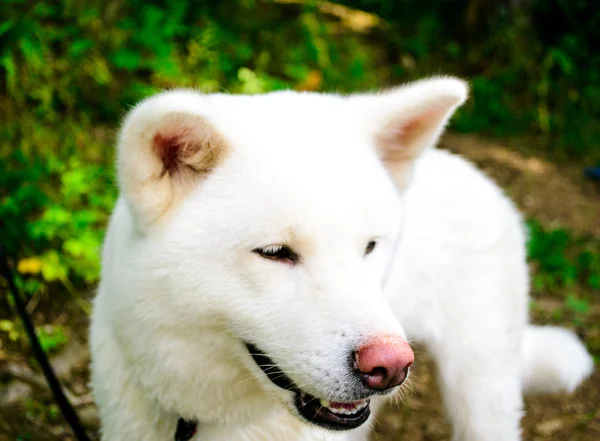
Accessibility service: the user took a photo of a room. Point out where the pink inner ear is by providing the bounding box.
[151,117,207,177]
[153,132,184,176]
[381,118,423,161]
[150,115,225,179]
[381,100,453,161]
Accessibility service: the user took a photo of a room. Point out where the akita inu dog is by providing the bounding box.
[91,77,593,441]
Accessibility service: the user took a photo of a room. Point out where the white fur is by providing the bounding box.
[521,326,593,395]
[90,77,594,441]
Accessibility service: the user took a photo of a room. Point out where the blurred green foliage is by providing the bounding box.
[526,219,598,328]
[1,0,599,308]
[527,220,600,294]
[344,0,600,158]
[37,324,68,353]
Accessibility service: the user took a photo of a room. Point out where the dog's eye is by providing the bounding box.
[365,240,377,255]
[253,245,299,264]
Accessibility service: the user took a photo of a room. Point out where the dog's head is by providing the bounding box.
[115,78,467,430]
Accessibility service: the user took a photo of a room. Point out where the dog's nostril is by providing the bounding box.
[354,336,414,391]
[360,366,387,389]
[366,366,387,380]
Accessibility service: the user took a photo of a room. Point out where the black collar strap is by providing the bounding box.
[175,418,198,441]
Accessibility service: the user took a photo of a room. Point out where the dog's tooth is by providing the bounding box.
[324,399,369,416]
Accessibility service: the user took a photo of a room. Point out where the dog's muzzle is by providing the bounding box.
[245,342,372,431]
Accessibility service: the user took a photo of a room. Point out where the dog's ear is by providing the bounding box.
[117,91,229,230]
[360,77,468,188]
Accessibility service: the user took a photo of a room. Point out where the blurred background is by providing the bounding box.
[0,0,598,439]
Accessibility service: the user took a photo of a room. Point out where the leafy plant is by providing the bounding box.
[37,325,68,354]
[526,219,600,295]
[0,319,21,341]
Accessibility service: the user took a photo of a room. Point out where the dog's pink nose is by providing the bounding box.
[355,336,414,391]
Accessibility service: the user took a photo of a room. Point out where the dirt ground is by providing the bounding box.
[1,133,598,440]
[441,134,600,237]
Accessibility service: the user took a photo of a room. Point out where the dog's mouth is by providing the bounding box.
[246,343,370,431]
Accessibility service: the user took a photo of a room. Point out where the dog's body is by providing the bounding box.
[91,78,593,441]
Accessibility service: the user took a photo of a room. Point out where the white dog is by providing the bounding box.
[90,77,593,441]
